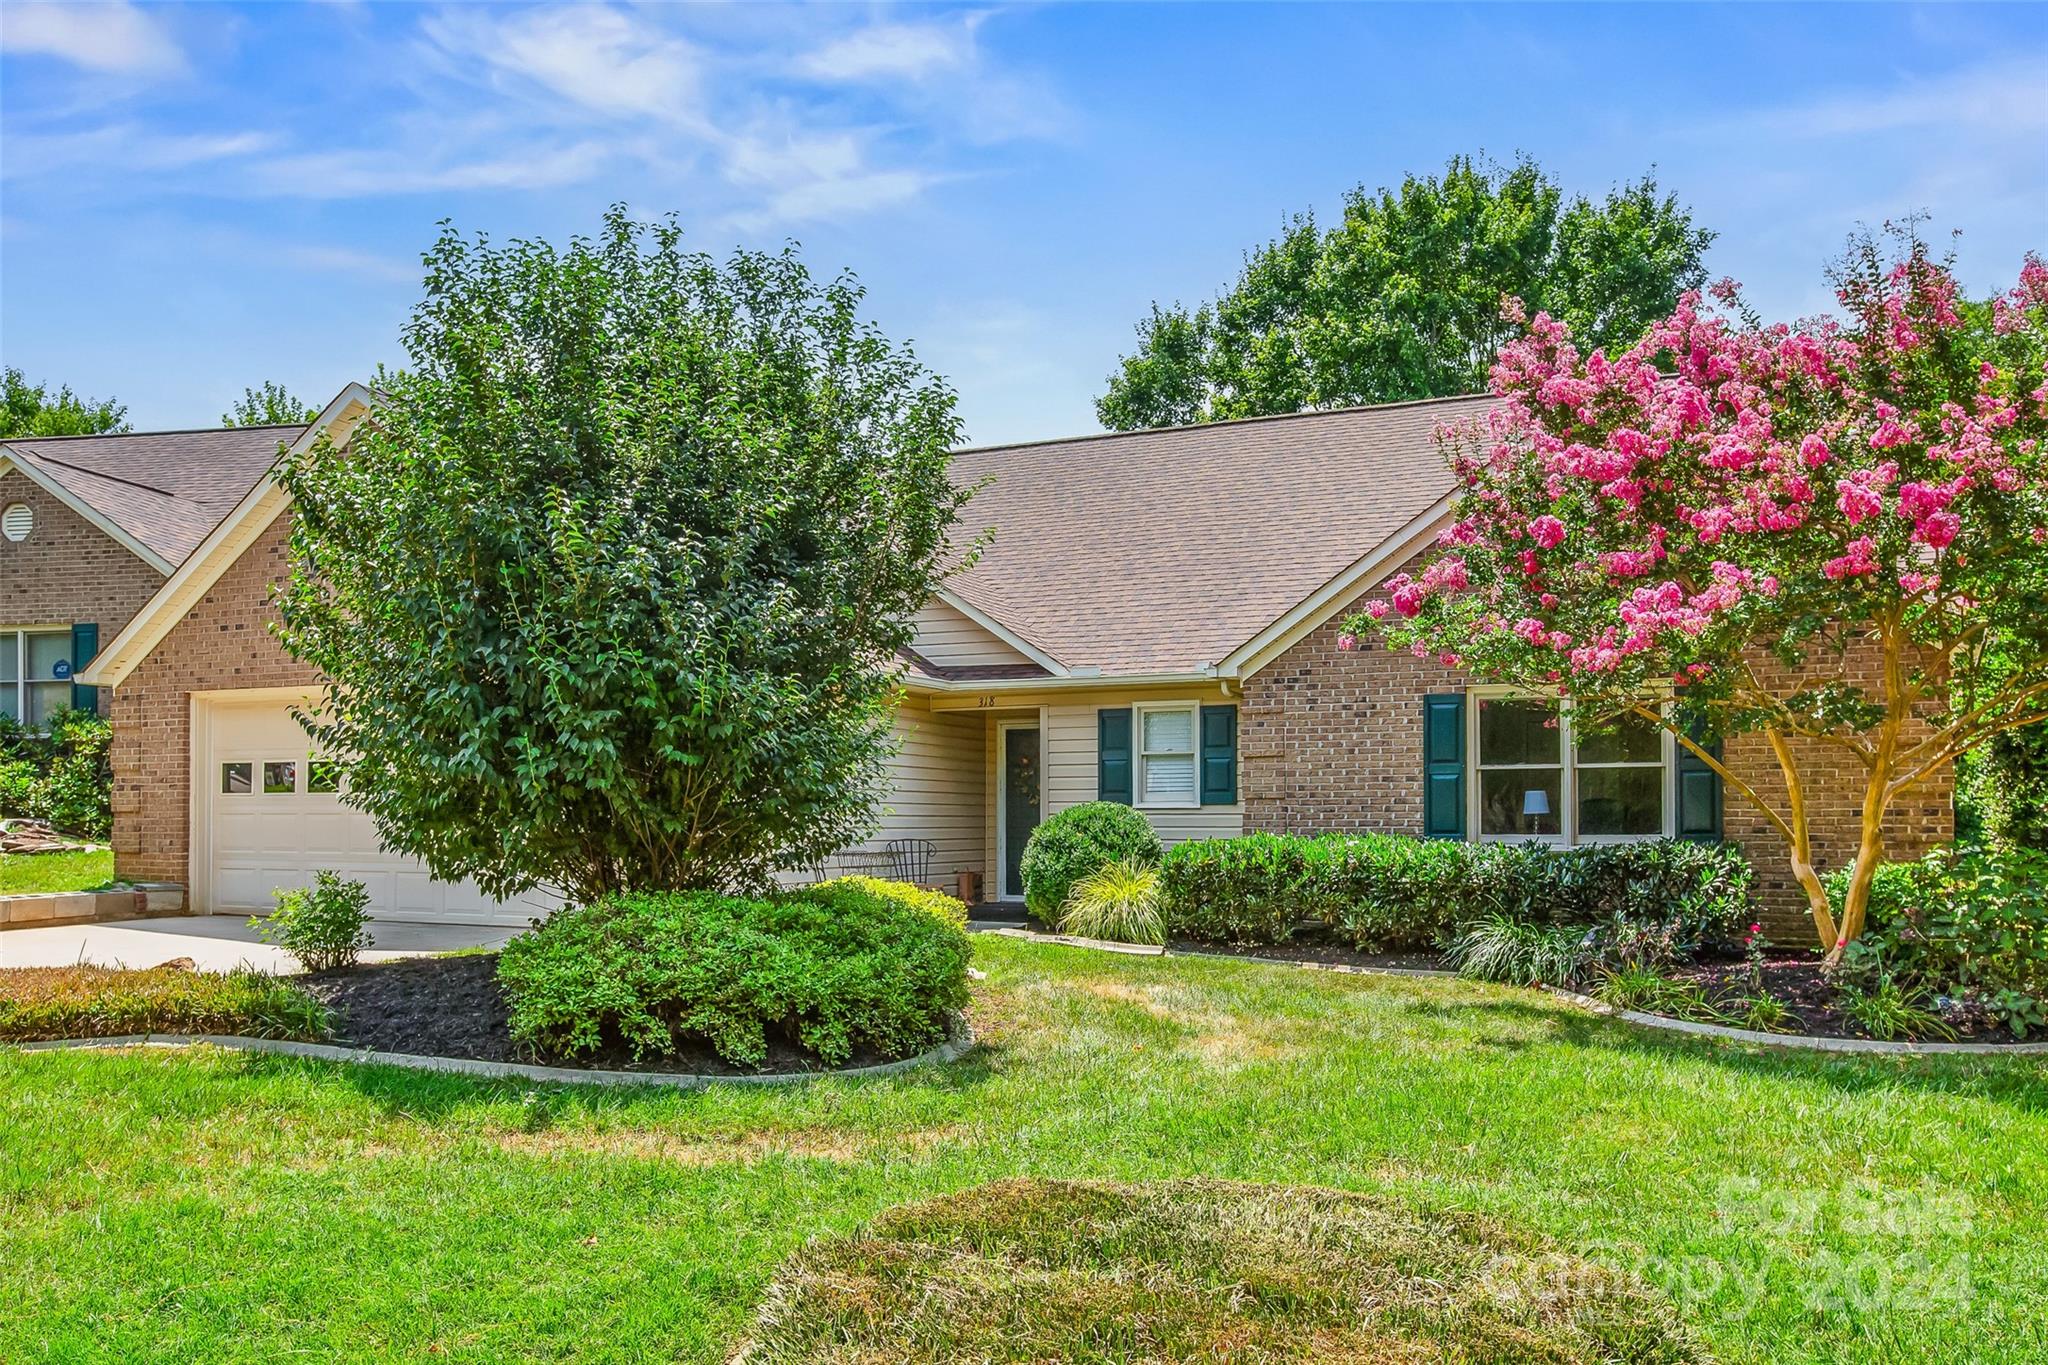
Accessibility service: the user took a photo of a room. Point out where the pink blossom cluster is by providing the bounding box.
[1367,246,2048,678]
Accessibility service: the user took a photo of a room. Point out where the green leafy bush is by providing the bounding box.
[0,709,112,838]
[1058,860,1165,946]
[1829,846,2048,1033]
[1157,833,1751,951]
[811,875,967,928]
[1020,802,1163,922]
[497,880,971,1068]
[0,965,330,1042]
[253,871,374,973]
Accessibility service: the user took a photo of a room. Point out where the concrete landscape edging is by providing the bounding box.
[970,921,2048,1057]
[1540,987,2048,1056]
[5,1013,976,1090]
[0,882,185,930]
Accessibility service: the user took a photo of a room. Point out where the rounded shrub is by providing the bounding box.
[1020,801,1163,922]
[497,880,971,1069]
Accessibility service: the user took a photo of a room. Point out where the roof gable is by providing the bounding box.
[945,396,1487,677]
[1,424,305,567]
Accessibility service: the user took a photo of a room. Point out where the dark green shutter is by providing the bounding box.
[69,623,99,714]
[1098,707,1132,804]
[1675,728,1723,842]
[1199,704,1238,805]
[1422,692,1466,839]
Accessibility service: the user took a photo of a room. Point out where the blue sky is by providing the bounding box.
[2,2,2043,446]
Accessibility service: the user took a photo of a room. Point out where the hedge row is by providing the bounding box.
[1158,833,1753,950]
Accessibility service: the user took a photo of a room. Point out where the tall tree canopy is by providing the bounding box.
[1097,155,1714,430]
[1349,229,2048,959]
[0,367,127,438]
[222,381,318,427]
[274,207,972,903]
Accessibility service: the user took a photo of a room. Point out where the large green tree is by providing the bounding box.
[1097,156,1713,430]
[222,381,318,427]
[273,208,972,903]
[0,367,128,438]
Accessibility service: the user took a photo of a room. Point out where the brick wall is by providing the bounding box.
[107,510,320,884]
[1240,585,1953,941]
[0,468,166,712]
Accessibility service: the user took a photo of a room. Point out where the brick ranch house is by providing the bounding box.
[78,385,1949,934]
[1,422,301,725]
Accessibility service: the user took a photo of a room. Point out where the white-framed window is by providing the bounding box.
[1470,688,1673,843]
[0,628,72,728]
[1135,701,1199,808]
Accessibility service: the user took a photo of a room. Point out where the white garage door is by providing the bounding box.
[197,694,551,926]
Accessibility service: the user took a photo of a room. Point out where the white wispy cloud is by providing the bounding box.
[276,244,419,285]
[0,123,273,179]
[247,142,612,198]
[722,126,943,227]
[419,5,708,128]
[0,0,185,76]
[797,16,983,83]
[1726,54,2048,139]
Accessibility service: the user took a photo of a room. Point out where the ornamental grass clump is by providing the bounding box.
[496,880,970,1069]
[1057,859,1166,946]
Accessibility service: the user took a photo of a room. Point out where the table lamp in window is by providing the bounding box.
[1522,788,1551,836]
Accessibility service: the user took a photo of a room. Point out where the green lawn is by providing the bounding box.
[3,936,2043,1364]
[0,847,113,895]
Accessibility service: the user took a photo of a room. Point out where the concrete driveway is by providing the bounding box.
[0,915,516,973]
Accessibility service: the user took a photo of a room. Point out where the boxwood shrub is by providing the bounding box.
[1159,833,1751,951]
[496,879,971,1069]
[1020,801,1164,922]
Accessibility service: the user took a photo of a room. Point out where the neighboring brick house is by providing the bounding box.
[82,391,1949,930]
[0,423,301,726]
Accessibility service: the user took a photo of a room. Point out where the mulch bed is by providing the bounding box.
[298,953,903,1076]
[1663,950,2027,1044]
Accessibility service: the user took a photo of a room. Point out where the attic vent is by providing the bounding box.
[1,502,30,542]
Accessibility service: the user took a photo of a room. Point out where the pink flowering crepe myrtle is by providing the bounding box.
[1347,229,2048,960]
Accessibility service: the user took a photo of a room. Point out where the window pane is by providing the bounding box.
[222,762,252,794]
[1142,708,1194,754]
[1577,711,1662,765]
[26,631,68,680]
[308,759,343,794]
[0,691,16,722]
[1479,767,1562,836]
[1578,765,1664,836]
[1143,753,1197,804]
[263,761,297,794]
[1478,698,1560,766]
[27,681,68,728]
[0,635,16,683]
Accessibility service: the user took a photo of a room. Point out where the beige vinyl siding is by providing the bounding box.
[869,694,986,885]
[1042,700,1244,846]
[911,599,1035,669]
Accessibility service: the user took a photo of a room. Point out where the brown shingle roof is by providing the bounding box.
[3,424,304,567]
[947,396,1490,676]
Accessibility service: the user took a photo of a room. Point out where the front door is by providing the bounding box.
[1000,725,1041,899]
